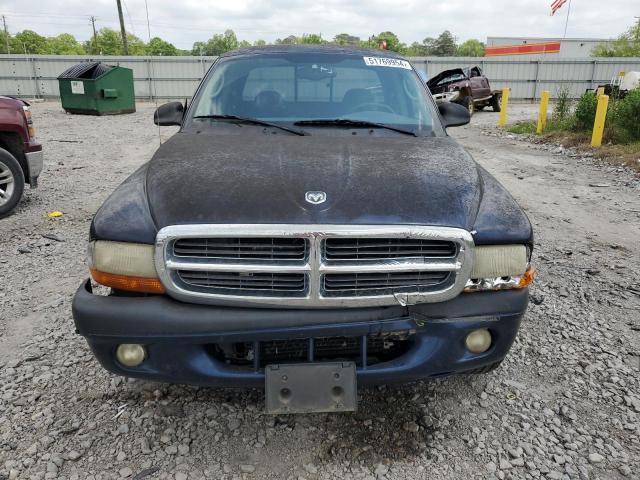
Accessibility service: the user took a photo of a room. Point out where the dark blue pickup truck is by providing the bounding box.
[73,46,533,414]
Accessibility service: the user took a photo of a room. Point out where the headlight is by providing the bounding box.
[465,245,534,292]
[444,91,460,102]
[89,240,165,293]
[433,91,460,103]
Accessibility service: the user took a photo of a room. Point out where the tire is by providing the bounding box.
[461,96,474,116]
[0,148,25,219]
[491,94,501,112]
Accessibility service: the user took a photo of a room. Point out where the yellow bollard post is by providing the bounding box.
[536,90,550,134]
[498,88,510,128]
[596,87,605,97]
[591,94,609,147]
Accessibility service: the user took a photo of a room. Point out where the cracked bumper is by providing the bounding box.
[72,280,529,388]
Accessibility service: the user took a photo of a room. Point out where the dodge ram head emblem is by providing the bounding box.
[305,191,327,205]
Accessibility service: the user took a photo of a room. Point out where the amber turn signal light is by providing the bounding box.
[90,268,166,294]
[518,267,536,288]
[24,107,35,139]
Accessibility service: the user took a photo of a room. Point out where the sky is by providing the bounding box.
[0,0,636,50]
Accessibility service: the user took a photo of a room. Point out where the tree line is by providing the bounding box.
[2,20,637,57]
[0,28,485,57]
[0,29,180,55]
[592,19,640,57]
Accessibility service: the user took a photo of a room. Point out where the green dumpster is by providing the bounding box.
[57,62,135,115]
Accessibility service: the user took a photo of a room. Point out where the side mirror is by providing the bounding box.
[438,101,471,128]
[154,101,184,126]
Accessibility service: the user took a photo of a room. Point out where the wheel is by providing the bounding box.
[460,96,474,116]
[0,148,25,219]
[491,94,501,112]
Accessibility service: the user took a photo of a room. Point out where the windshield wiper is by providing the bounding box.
[293,118,418,137]
[193,114,307,136]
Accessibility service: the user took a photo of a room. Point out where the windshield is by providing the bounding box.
[187,52,442,136]
[436,72,467,85]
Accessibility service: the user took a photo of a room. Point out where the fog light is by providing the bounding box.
[465,329,492,354]
[116,344,146,367]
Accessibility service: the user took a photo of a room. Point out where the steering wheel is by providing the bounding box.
[352,103,395,114]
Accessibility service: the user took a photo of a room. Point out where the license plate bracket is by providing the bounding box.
[265,362,357,414]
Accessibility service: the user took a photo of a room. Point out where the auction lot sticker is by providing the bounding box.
[363,57,412,69]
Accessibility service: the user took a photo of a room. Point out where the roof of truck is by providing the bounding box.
[220,44,406,59]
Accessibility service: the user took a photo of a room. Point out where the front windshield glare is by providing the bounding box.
[190,53,438,135]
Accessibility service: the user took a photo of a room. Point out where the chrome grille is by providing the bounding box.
[156,225,474,308]
[177,271,307,295]
[324,238,456,261]
[323,271,451,296]
[174,237,307,262]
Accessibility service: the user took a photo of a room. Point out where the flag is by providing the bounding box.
[551,0,568,15]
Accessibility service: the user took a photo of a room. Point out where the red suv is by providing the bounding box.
[0,96,43,218]
[427,67,502,115]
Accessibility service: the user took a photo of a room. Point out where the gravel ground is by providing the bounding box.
[1,102,639,480]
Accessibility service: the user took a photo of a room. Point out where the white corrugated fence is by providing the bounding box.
[1,54,639,101]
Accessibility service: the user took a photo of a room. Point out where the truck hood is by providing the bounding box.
[145,132,482,230]
[0,95,30,107]
[427,68,469,94]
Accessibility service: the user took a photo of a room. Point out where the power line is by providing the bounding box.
[2,12,100,19]
[144,0,162,146]
[6,2,265,40]
[0,10,356,48]
[0,11,292,34]
[1,18,115,28]
[143,1,152,43]
[121,0,136,36]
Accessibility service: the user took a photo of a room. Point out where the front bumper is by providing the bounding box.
[24,149,43,186]
[72,280,528,387]
[432,91,461,103]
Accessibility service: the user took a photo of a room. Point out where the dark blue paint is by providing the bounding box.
[90,164,157,244]
[80,45,534,388]
[85,314,521,388]
[90,135,532,247]
[473,166,533,246]
[74,281,527,387]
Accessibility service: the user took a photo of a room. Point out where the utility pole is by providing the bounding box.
[2,15,10,54]
[116,0,129,55]
[89,16,98,54]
